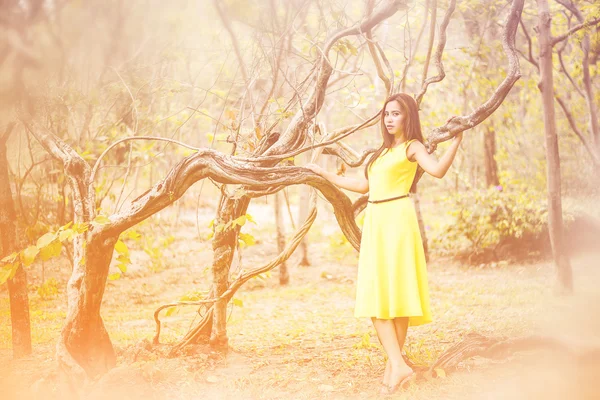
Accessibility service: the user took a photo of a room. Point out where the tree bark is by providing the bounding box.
[274,192,289,285]
[536,0,573,293]
[209,195,251,351]
[484,127,500,187]
[0,128,32,359]
[57,232,117,383]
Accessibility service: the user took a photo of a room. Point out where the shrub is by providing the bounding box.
[433,186,551,263]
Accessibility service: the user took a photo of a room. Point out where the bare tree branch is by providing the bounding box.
[551,16,600,47]
[154,190,318,345]
[519,19,539,69]
[557,47,584,98]
[555,95,600,166]
[365,0,393,95]
[399,0,429,92]
[263,0,407,159]
[423,0,523,147]
[415,0,455,106]
[420,0,437,88]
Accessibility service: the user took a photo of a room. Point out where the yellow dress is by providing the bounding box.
[354,139,432,326]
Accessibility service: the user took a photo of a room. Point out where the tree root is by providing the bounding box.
[422,332,584,376]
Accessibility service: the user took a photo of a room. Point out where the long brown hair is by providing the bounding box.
[364,93,424,179]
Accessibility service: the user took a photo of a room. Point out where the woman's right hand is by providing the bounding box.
[304,163,323,176]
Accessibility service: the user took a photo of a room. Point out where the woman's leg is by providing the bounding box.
[378,318,410,386]
[393,317,410,353]
[389,317,414,389]
[372,318,405,388]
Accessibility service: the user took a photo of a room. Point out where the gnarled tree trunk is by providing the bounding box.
[57,232,117,382]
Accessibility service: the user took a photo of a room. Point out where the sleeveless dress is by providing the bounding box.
[354,139,432,326]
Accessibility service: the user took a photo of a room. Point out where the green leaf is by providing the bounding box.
[93,215,111,225]
[22,246,39,267]
[114,240,129,256]
[108,272,121,280]
[232,298,243,307]
[37,232,57,248]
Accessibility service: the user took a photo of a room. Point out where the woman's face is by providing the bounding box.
[383,100,406,136]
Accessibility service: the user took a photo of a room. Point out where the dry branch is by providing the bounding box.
[427,332,584,373]
[155,191,318,349]
[415,0,455,106]
[551,16,600,47]
[262,0,407,159]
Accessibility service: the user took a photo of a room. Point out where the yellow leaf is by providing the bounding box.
[116,254,130,264]
[93,215,111,225]
[108,272,121,280]
[59,229,74,242]
[40,240,62,261]
[0,268,12,285]
[22,246,39,267]
[116,263,127,273]
[238,233,256,246]
[434,368,446,378]
[37,232,57,248]
[232,298,244,307]
[165,307,177,317]
[1,252,18,264]
[72,223,89,234]
[233,215,247,227]
[115,240,129,256]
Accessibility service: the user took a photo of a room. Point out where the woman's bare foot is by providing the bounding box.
[387,363,414,393]
[379,360,392,394]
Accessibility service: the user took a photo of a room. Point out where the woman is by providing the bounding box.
[305,93,462,394]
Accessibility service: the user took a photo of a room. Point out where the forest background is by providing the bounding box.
[1,0,600,399]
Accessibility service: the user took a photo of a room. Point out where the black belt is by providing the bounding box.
[367,194,409,204]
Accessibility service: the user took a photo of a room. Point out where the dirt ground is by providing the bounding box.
[1,205,600,400]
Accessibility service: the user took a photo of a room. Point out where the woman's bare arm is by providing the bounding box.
[408,133,463,179]
[305,164,369,194]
